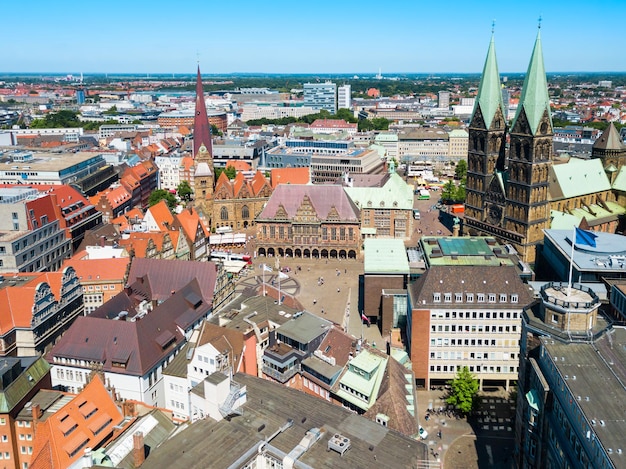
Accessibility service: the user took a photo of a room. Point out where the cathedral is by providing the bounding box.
[464,29,554,264]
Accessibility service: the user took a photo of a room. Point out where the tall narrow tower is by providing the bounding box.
[193,65,213,158]
[192,65,214,221]
[503,29,552,263]
[464,33,508,235]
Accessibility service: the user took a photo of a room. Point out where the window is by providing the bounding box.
[500,294,507,302]
[444,293,452,302]
[488,294,496,303]
[433,293,441,302]
[455,293,463,302]
[477,294,485,302]
[511,294,518,303]
[466,293,473,302]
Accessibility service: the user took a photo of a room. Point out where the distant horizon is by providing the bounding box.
[3,0,625,74]
[1,71,625,78]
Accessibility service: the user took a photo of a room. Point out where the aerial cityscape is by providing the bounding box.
[0,8,626,469]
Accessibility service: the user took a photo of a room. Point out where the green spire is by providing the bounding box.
[473,33,504,128]
[512,30,552,135]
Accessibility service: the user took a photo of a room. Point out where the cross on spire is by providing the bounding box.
[491,19,496,34]
[538,15,542,29]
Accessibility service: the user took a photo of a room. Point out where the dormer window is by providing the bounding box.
[433,293,441,303]
[466,293,474,303]
[444,293,452,303]
[477,293,485,303]
[488,294,496,303]
[455,293,463,302]
[499,293,507,302]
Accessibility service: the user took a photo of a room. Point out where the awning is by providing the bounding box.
[526,389,540,411]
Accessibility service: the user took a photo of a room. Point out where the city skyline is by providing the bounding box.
[3,0,625,75]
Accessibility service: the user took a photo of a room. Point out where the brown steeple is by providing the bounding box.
[592,122,626,174]
[193,65,213,158]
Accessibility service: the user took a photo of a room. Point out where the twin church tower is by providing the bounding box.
[464,29,553,264]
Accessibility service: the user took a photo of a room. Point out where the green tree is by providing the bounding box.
[103,105,118,115]
[210,124,223,137]
[441,180,457,202]
[455,159,468,180]
[177,180,193,201]
[148,189,177,210]
[335,108,358,123]
[215,166,237,181]
[446,366,479,415]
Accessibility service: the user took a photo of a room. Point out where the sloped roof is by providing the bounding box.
[364,353,418,437]
[593,122,625,151]
[270,167,311,188]
[195,322,245,371]
[511,30,553,135]
[175,207,207,241]
[29,375,124,469]
[548,157,611,199]
[473,34,504,128]
[145,200,175,231]
[612,165,626,192]
[344,172,413,212]
[0,357,50,413]
[49,280,206,376]
[259,184,359,221]
[64,257,129,283]
[194,162,212,177]
[127,257,217,303]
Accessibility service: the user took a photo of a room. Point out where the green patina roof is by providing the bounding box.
[512,30,553,135]
[448,129,469,138]
[549,158,611,199]
[363,238,410,274]
[550,210,581,230]
[374,133,398,143]
[336,350,387,411]
[473,35,504,128]
[0,357,51,413]
[612,166,626,192]
[345,173,414,212]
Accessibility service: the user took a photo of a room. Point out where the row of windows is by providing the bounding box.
[433,292,519,303]
[430,365,518,373]
[431,311,519,320]
[431,324,518,333]
[82,284,116,291]
[431,351,518,360]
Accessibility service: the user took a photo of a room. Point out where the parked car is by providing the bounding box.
[418,425,428,440]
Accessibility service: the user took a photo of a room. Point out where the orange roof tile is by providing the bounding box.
[30,375,124,469]
[146,200,174,231]
[270,167,310,188]
[64,257,130,283]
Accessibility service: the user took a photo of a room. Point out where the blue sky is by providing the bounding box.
[3,0,625,74]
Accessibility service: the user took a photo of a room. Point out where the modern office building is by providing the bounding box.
[337,84,352,110]
[303,82,337,114]
[438,91,450,109]
[407,264,535,390]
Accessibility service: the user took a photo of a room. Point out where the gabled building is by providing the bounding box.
[255,184,361,259]
[344,169,414,240]
[121,160,158,210]
[173,207,209,261]
[90,185,132,224]
[0,267,83,356]
[211,170,273,231]
[63,257,130,314]
[29,375,125,469]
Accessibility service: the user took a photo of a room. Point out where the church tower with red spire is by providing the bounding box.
[192,65,215,222]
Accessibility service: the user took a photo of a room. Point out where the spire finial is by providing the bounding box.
[538,15,542,29]
[196,51,200,65]
[491,19,496,35]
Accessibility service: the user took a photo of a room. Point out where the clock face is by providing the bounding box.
[487,204,502,225]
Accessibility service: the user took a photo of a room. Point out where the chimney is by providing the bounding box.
[133,431,145,467]
[32,403,42,429]
[100,235,105,247]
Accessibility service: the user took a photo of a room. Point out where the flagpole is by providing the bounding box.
[567,226,576,297]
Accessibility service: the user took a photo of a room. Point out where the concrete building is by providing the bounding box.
[303,82,337,114]
[338,84,352,110]
[0,188,72,273]
[514,272,625,469]
[239,102,318,122]
[448,129,469,161]
[408,264,534,390]
[397,128,449,163]
[438,91,450,109]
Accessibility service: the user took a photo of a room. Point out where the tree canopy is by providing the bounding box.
[441,179,466,203]
[177,181,193,201]
[455,159,468,180]
[215,166,237,181]
[148,189,177,210]
[446,366,479,414]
